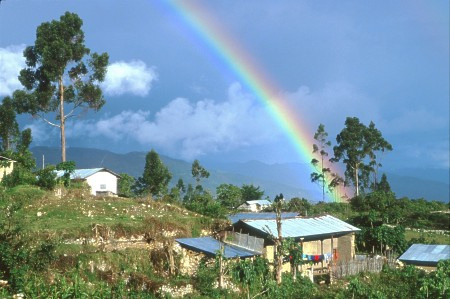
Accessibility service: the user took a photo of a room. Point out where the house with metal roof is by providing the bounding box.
[0,156,15,182]
[55,168,120,196]
[228,212,299,225]
[232,215,360,270]
[398,244,450,267]
[237,199,272,212]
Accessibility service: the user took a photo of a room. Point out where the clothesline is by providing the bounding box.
[302,252,333,263]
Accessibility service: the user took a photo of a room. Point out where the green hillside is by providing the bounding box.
[0,185,224,297]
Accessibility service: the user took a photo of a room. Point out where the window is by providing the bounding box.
[100,184,106,190]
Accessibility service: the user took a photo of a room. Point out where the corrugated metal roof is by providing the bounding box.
[0,156,15,162]
[398,244,450,266]
[240,215,360,239]
[228,212,299,224]
[176,237,261,258]
[55,168,120,179]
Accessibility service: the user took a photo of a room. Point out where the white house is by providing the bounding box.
[56,168,120,196]
[0,156,15,182]
[238,199,272,212]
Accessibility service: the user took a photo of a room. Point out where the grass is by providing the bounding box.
[405,229,450,245]
[0,185,225,296]
[1,185,219,240]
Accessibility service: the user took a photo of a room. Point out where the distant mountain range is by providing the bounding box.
[31,147,449,203]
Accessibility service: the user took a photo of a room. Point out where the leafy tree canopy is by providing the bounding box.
[13,11,109,162]
[216,183,242,210]
[191,159,210,186]
[333,117,391,196]
[0,97,19,152]
[117,173,135,198]
[135,149,172,198]
[241,184,264,201]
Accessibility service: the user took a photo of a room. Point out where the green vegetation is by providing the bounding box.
[0,184,226,297]
[0,11,448,297]
[333,117,392,197]
[134,149,172,198]
[0,153,448,298]
[311,123,341,202]
[12,12,109,162]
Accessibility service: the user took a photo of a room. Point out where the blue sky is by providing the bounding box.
[0,0,448,172]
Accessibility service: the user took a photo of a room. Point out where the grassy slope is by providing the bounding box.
[0,185,224,295]
[2,185,221,240]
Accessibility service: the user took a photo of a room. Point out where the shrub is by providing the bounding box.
[36,165,57,190]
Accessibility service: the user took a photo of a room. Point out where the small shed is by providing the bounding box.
[0,156,15,181]
[176,236,261,259]
[175,236,262,275]
[56,168,120,196]
[398,244,450,267]
[238,200,272,212]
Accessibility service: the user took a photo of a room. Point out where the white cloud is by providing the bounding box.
[102,60,157,97]
[0,45,25,96]
[69,83,278,159]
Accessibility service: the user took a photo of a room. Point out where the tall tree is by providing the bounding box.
[273,193,284,284]
[191,159,209,187]
[176,178,186,194]
[364,121,392,189]
[13,12,109,162]
[0,97,19,151]
[333,118,392,197]
[136,149,172,198]
[333,117,369,197]
[377,173,391,193]
[311,124,332,201]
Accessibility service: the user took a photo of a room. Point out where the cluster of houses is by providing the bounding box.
[1,160,448,276]
[176,213,360,277]
[176,213,449,278]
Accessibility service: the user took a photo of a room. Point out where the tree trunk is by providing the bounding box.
[219,244,224,289]
[355,166,359,196]
[59,76,66,162]
[275,205,283,284]
[4,137,9,151]
[292,261,297,282]
[321,156,325,201]
[372,157,378,190]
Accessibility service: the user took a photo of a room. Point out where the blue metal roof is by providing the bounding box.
[176,237,261,258]
[239,215,360,239]
[228,212,299,224]
[55,168,120,179]
[398,244,450,266]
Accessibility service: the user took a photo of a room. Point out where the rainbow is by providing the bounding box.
[159,1,349,202]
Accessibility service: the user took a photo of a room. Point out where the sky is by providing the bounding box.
[0,0,448,174]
